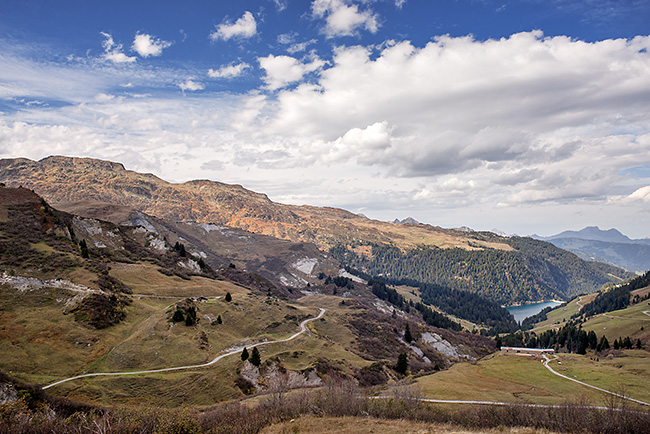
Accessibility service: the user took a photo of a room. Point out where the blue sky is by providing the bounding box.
[1,0,650,238]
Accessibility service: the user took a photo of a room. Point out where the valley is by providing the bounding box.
[0,162,648,434]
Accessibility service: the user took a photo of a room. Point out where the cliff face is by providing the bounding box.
[0,156,507,251]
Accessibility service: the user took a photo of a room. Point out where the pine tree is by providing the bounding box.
[241,347,249,361]
[597,336,610,352]
[185,306,197,326]
[395,352,408,375]
[171,309,184,323]
[623,336,632,349]
[79,239,89,258]
[636,339,642,349]
[216,315,222,324]
[225,292,232,302]
[250,347,261,367]
[404,323,413,343]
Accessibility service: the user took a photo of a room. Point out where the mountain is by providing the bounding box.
[543,226,634,244]
[392,217,420,224]
[533,226,650,272]
[0,184,496,407]
[0,156,633,303]
[54,200,342,291]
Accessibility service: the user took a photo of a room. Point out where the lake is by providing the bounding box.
[506,300,563,324]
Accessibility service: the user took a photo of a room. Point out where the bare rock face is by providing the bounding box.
[0,381,18,405]
[240,360,322,393]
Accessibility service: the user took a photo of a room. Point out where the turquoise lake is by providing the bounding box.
[506,300,563,324]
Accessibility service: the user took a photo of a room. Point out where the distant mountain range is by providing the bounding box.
[532,226,650,273]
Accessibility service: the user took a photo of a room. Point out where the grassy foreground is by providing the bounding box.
[2,379,649,434]
[260,415,558,434]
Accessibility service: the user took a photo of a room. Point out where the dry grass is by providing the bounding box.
[260,415,559,434]
[416,353,631,407]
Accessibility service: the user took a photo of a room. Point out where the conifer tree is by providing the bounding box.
[171,309,184,323]
[396,352,408,375]
[225,292,232,302]
[404,323,413,343]
[241,347,249,361]
[250,347,261,367]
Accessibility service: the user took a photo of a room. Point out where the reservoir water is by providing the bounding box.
[506,300,563,324]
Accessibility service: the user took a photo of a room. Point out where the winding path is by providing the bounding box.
[541,354,650,407]
[43,308,325,390]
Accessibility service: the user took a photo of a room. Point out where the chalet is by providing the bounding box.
[500,347,555,358]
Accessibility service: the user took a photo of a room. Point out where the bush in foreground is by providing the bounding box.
[1,378,649,434]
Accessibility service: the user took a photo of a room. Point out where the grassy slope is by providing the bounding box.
[416,351,650,408]
[530,294,597,333]
[0,262,379,406]
[580,301,650,343]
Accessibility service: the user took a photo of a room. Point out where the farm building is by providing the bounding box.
[500,347,555,358]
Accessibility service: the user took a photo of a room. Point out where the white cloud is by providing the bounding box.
[395,0,407,8]
[208,62,250,79]
[258,54,326,90]
[273,0,288,11]
[132,33,172,58]
[3,30,650,238]
[311,0,379,37]
[210,11,257,41]
[100,32,136,64]
[625,185,650,203]
[179,79,204,92]
[278,33,317,54]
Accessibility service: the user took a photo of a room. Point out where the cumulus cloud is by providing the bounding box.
[100,32,136,63]
[311,0,379,37]
[210,11,257,41]
[132,33,172,57]
[258,54,326,90]
[625,185,650,203]
[208,62,250,79]
[179,79,204,92]
[261,32,650,190]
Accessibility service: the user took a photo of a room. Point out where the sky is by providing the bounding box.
[1,0,650,238]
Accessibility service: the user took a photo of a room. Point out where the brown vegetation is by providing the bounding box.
[2,374,649,434]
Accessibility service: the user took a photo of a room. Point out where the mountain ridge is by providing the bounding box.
[532,226,650,272]
[0,155,633,302]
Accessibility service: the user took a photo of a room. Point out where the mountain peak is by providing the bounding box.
[548,226,632,244]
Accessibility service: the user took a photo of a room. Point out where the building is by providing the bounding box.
[500,347,555,358]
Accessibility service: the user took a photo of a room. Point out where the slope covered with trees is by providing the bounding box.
[331,239,631,304]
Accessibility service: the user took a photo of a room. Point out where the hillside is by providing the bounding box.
[0,185,495,407]
[0,156,632,303]
[0,156,507,251]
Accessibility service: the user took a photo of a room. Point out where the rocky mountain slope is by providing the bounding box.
[0,185,496,406]
[0,156,512,251]
[0,156,632,302]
